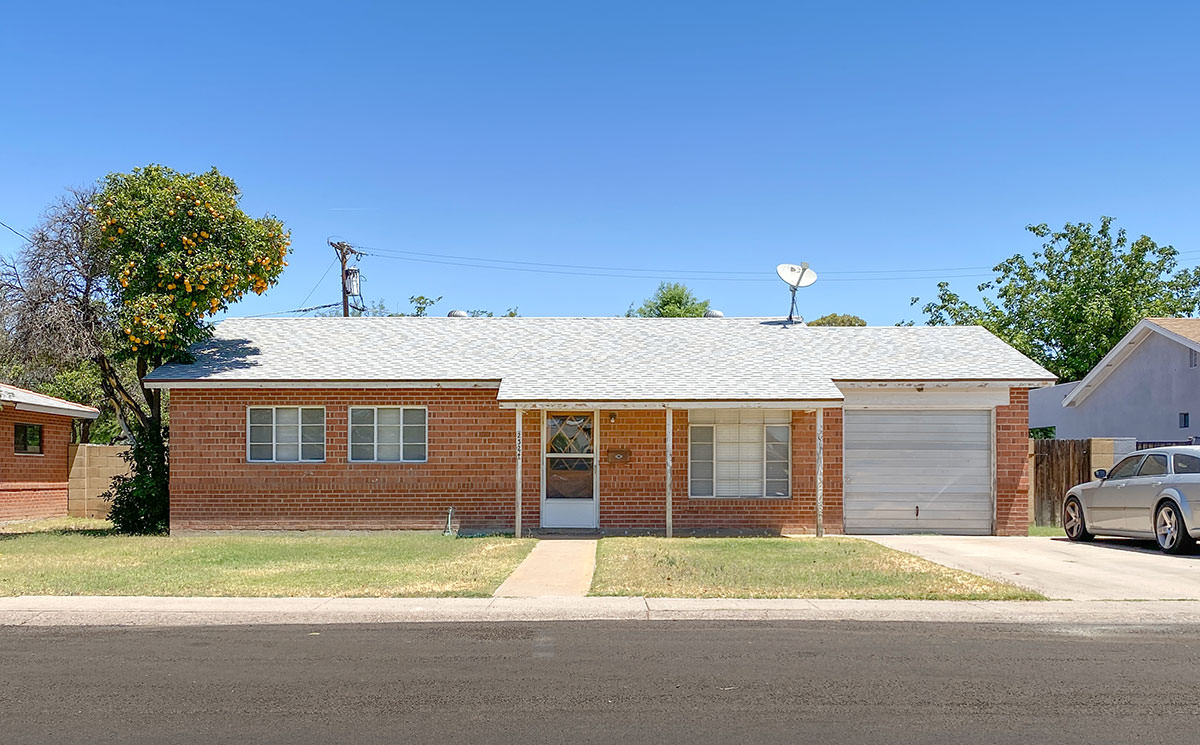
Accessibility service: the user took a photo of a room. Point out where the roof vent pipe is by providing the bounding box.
[703,309,724,318]
[447,310,468,318]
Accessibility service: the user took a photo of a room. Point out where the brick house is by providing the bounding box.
[145,317,1054,536]
[0,384,100,521]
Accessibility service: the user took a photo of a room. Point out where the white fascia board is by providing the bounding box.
[834,379,1053,389]
[13,402,101,419]
[498,399,843,410]
[840,386,1011,409]
[1060,321,1157,408]
[142,379,502,390]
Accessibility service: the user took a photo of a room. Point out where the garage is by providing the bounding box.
[843,409,994,535]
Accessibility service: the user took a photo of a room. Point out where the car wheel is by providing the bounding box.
[1063,497,1094,542]
[1154,501,1196,555]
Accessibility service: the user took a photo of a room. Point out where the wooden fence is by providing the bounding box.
[67,444,130,519]
[1032,439,1092,527]
[1030,437,1137,526]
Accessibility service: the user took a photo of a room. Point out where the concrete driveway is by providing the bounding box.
[867,535,1200,600]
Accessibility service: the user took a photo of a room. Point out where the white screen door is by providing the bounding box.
[541,411,599,528]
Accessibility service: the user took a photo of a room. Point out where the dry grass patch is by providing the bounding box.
[0,530,535,598]
[591,536,1043,600]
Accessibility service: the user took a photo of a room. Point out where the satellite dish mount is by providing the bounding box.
[775,262,817,324]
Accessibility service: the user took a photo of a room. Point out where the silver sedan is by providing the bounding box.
[1063,446,1200,554]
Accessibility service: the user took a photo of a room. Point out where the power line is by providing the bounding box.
[298,258,338,307]
[0,218,30,243]
[243,298,338,316]
[363,251,994,283]
[356,244,998,277]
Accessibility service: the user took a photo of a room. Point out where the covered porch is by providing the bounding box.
[503,402,844,537]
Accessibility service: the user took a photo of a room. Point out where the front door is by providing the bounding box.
[541,411,598,529]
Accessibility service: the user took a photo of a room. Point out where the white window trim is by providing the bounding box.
[246,406,327,463]
[687,421,792,500]
[347,405,429,463]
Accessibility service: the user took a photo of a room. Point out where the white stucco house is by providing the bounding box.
[1029,318,1200,441]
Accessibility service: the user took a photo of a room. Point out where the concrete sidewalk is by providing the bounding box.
[3,595,1200,626]
[493,537,597,597]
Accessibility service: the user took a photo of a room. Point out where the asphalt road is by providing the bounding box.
[4,621,1200,745]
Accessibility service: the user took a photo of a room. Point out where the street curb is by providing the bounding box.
[3,596,1200,627]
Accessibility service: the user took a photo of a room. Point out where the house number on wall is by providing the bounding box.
[515,430,522,457]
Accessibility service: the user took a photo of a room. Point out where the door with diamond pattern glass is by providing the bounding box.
[542,412,598,528]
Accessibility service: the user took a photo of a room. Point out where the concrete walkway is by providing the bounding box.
[3,595,1200,626]
[493,537,597,597]
[867,535,1200,600]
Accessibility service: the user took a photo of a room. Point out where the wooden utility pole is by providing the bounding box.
[329,240,363,317]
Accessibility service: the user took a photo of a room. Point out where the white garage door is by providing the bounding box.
[844,410,993,535]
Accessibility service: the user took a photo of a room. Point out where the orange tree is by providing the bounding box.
[95,165,289,532]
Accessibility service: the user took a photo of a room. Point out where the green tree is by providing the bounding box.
[627,282,710,318]
[914,217,1200,381]
[808,313,867,327]
[92,165,290,532]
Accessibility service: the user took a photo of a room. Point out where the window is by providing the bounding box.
[1181,412,1191,429]
[14,424,42,455]
[247,407,325,462]
[349,407,427,462]
[1174,454,1200,474]
[545,413,593,499]
[1190,349,1198,368]
[1106,455,1143,480]
[688,410,790,498]
[1138,454,1168,477]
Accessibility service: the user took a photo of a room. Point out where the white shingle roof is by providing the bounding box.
[0,383,100,419]
[143,317,1054,401]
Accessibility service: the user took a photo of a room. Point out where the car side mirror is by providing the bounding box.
[1094,469,1107,480]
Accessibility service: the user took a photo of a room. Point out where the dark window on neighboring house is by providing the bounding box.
[14,424,42,454]
[1181,413,1191,429]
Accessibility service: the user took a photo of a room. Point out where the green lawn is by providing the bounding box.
[1027,524,1065,537]
[590,537,1043,600]
[0,523,534,597]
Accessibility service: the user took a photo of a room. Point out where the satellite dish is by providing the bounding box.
[776,262,817,288]
[775,262,817,324]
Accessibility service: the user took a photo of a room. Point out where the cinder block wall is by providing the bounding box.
[0,408,72,521]
[67,444,130,519]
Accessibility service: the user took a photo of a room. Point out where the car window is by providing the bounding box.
[1107,455,1143,480]
[1174,454,1200,474]
[1138,454,1169,476]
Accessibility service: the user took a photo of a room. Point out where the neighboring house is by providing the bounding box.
[144,317,1054,536]
[0,384,100,521]
[1029,318,1200,442]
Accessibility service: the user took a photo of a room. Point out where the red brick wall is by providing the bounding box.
[168,387,1025,535]
[995,387,1032,536]
[169,388,522,532]
[0,407,71,521]
[169,391,848,534]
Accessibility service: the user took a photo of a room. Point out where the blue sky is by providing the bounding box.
[2,1,1198,323]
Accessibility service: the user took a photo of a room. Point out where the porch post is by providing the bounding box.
[515,409,523,538]
[665,407,673,538]
[815,409,824,538]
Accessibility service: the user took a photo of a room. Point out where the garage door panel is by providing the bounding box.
[844,409,993,535]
